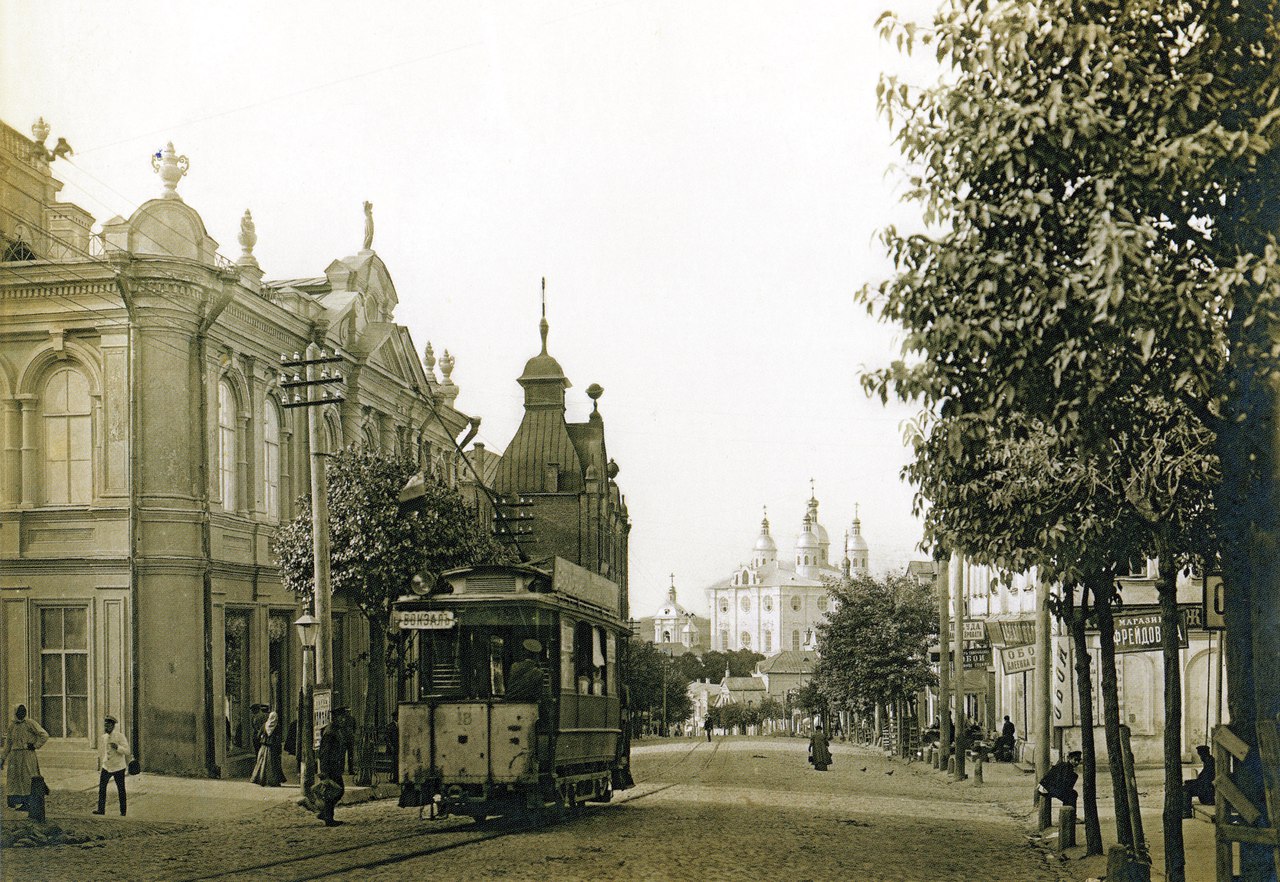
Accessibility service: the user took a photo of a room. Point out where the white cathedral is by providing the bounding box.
[705,492,870,656]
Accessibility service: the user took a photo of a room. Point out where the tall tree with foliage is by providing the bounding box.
[274,447,511,783]
[622,639,693,736]
[865,1,1280,874]
[815,572,936,719]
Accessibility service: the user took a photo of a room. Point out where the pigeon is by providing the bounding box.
[860,767,867,772]
[885,769,894,775]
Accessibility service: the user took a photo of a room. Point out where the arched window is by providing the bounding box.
[720,629,729,651]
[790,595,802,611]
[218,380,237,511]
[662,630,671,643]
[43,367,92,504]
[740,631,751,648]
[763,630,772,653]
[740,596,750,613]
[719,597,729,614]
[792,630,800,651]
[263,399,281,520]
[763,596,773,612]
[818,596,828,612]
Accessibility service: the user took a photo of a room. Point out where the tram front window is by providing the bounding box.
[418,627,545,701]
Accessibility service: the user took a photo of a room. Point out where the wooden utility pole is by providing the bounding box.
[952,553,967,780]
[281,344,346,692]
[1035,575,1053,830]
[938,558,951,768]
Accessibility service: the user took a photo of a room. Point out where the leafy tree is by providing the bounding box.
[864,1,1280,874]
[274,447,510,783]
[700,649,765,680]
[815,572,935,718]
[792,678,826,724]
[622,640,692,735]
[669,652,709,686]
[719,702,745,735]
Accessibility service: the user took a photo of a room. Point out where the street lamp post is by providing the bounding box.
[295,612,318,806]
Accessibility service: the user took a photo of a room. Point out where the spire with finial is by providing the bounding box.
[423,342,438,383]
[539,276,549,354]
[761,506,770,533]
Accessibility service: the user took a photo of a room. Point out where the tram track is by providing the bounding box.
[176,739,718,882]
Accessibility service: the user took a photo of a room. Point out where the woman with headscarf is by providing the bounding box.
[1,705,49,809]
[808,720,832,772]
[251,710,286,786]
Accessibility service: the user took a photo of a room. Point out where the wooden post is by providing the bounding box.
[973,753,984,784]
[1059,806,1076,850]
[952,553,967,781]
[1035,577,1053,830]
[938,557,951,770]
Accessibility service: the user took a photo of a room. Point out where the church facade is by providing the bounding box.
[705,494,870,657]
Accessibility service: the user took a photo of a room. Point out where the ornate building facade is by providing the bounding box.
[705,493,870,657]
[0,120,474,775]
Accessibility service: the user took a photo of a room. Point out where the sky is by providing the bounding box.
[2,0,945,618]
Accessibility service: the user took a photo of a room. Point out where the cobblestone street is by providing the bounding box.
[0,738,1154,882]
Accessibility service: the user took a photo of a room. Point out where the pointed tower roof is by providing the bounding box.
[518,279,570,390]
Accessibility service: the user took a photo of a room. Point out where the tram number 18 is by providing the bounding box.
[456,709,473,726]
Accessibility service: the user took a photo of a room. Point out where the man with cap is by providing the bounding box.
[94,714,131,816]
[1037,749,1083,815]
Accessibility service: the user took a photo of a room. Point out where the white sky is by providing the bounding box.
[2,0,944,618]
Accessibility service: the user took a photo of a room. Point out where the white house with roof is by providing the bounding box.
[705,491,871,656]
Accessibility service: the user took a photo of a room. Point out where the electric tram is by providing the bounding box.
[394,557,633,821]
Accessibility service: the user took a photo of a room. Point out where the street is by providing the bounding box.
[2,738,1082,882]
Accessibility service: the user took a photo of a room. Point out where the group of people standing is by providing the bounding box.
[1,705,134,818]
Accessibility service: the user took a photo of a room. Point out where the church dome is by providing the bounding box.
[752,509,777,562]
[517,312,571,388]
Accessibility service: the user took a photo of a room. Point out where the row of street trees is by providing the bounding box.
[868,2,1280,879]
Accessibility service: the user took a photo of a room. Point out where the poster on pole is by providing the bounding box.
[1001,643,1035,674]
[313,687,332,750]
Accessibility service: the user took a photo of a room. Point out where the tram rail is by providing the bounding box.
[173,738,718,882]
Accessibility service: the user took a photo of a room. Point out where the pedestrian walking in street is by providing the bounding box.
[703,716,713,742]
[335,704,357,775]
[94,714,131,815]
[1036,750,1082,814]
[808,721,832,772]
[315,715,347,827]
[1,704,49,811]
[1183,745,1216,817]
[251,710,286,787]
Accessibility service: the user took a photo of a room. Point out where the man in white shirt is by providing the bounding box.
[94,715,131,816]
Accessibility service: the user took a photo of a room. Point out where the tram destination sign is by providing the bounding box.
[1113,611,1188,653]
[395,609,456,630]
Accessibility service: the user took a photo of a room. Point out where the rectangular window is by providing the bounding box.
[489,635,506,696]
[40,607,89,738]
[605,632,617,696]
[561,619,576,692]
[224,609,252,751]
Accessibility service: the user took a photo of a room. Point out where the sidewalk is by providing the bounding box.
[0,760,400,846]
[911,751,1216,881]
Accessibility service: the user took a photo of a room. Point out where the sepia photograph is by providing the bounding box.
[2,2,1277,880]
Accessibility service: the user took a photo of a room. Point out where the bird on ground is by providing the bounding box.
[885,769,894,775]
[860,766,867,772]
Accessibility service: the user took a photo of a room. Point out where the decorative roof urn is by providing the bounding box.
[151,142,190,200]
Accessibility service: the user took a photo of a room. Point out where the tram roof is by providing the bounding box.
[430,557,623,619]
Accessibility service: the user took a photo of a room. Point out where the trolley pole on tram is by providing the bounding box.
[281,345,346,695]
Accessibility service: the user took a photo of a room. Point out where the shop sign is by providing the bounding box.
[1000,644,1035,674]
[1113,611,1188,653]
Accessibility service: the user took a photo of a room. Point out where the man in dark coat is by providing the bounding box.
[1183,745,1216,816]
[1037,750,1082,813]
[316,716,347,826]
[994,715,1016,761]
[703,716,713,742]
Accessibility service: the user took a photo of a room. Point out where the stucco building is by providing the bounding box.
[706,493,870,656]
[0,121,474,775]
[634,576,709,656]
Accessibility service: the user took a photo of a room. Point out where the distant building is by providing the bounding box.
[706,491,870,655]
[634,576,709,656]
[754,649,818,702]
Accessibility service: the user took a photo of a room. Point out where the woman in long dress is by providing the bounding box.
[1,705,49,809]
[808,721,832,772]
[252,711,286,786]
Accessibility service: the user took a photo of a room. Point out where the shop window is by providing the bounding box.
[40,607,88,738]
[224,609,252,751]
[42,367,92,505]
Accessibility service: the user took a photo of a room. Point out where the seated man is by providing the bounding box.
[993,715,1017,762]
[1037,750,1082,814]
[1183,745,1216,817]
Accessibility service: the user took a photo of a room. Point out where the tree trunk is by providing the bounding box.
[1092,572,1133,848]
[1157,553,1186,882]
[357,616,386,787]
[1070,585,1104,855]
